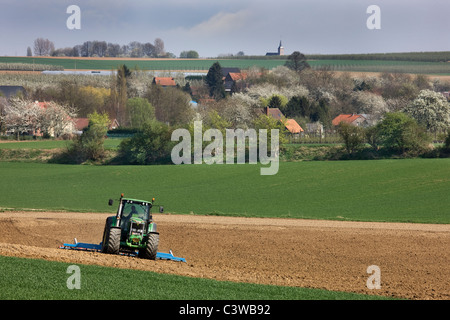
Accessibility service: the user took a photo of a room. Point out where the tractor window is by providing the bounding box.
[121,202,150,221]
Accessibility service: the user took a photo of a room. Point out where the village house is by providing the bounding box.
[332,114,368,127]
[262,107,304,135]
[224,72,248,93]
[306,122,324,137]
[152,77,177,87]
[73,117,119,135]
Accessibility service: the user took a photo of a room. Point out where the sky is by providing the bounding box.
[0,0,449,57]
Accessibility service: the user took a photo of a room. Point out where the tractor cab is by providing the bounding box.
[118,199,153,245]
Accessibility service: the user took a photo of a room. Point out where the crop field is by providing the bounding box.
[1,56,450,75]
[0,159,449,223]
[0,149,449,301]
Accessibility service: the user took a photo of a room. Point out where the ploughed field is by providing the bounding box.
[1,211,449,300]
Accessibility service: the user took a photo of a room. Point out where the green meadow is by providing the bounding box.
[1,56,450,75]
[0,159,449,224]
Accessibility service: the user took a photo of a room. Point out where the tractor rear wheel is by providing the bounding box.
[139,233,159,260]
[101,219,120,254]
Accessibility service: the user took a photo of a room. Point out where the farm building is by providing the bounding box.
[332,114,368,127]
[152,77,177,87]
[224,72,248,92]
[261,107,304,135]
[285,119,304,135]
[263,107,284,121]
[306,122,324,135]
[73,117,119,135]
[0,86,26,98]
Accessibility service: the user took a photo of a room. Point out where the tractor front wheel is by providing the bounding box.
[139,233,159,260]
[101,220,121,255]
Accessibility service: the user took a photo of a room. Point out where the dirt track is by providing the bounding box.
[0,211,449,300]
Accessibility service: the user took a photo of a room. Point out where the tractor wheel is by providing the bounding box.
[139,233,159,260]
[101,220,120,255]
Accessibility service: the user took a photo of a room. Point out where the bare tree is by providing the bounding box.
[33,38,55,56]
[154,38,165,57]
[142,42,156,57]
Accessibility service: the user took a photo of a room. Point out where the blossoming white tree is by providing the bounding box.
[403,89,450,132]
[4,98,41,139]
[4,98,77,139]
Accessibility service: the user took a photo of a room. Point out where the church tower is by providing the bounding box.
[278,41,284,56]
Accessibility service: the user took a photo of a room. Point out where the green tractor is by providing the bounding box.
[101,194,163,260]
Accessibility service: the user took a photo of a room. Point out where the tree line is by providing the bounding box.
[30,38,173,58]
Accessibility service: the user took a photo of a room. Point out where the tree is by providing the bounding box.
[145,85,193,126]
[142,42,156,57]
[284,96,311,118]
[111,64,131,124]
[26,47,32,57]
[337,122,365,155]
[267,94,288,110]
[33,38,55,56]
[37,101,77,138]
[205,62,226,100]
[154,38,165,57]
[285,51,310,72]
[66,112,110,163]
[118,120,174,164]
[403,89,450,132]
[376,112,430,154]
[252,114,288,145]
[76,86,111,117]
[4,98,41,139]
[106,43,121,57]
[0,97,7,134]
[350,91,388,119]
[126,97,155,128]
[180,50,199,59]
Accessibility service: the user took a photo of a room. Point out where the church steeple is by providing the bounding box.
[278,40,284,56]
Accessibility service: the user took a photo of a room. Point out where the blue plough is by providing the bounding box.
[59,241,186,262]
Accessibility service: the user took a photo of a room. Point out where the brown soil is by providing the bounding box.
[0,211,449,300]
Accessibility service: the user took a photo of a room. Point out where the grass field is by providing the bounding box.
[0,255,389,300]
[0,138,122,150]
[1,56,450,75]
[0,159,449,223]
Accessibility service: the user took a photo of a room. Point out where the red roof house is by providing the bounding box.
[152,77,177,87]
[262,107,304,134]
[74,118,90,131]
[332,114,367,127]
[285,119,304,134]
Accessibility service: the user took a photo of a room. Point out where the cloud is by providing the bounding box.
[186,10,252,36]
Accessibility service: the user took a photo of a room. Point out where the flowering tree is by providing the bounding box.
[350,91,388,118]
[403,90,450,132]
[4,98,76,139]
[38,101,77,137]
[4,98,41,139]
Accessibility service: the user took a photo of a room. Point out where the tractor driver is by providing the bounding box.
[120,205,139,235]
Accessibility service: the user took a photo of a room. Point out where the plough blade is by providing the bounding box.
[59,242,186,262]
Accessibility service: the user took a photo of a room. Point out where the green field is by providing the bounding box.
[1,56,450,75]
[0,255,389,300]
[0,138,122,150]
[0,159,449,223]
